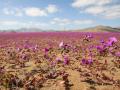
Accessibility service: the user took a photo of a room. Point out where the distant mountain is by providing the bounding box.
[76,25,120,32]
[16,28,45,32]
[0,25,120,32]
[0,28,46,32]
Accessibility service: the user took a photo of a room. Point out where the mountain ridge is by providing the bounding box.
[0,25,120,32]
[74,25,120,32]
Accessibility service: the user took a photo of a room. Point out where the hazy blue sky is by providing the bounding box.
[0,0,120,30]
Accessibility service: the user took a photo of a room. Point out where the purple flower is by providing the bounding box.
[24,44,30,49]
[81,59,86,64]
[16,47,21,52]
[115,52,120,57]
[56,57,62,62]
[96,45,107,55]
[100,39,104,44]
[0,66,5,73]
[63,56,69,65]
[106,41,113,47]
[21,54,28,60]
[109,37,117,43]
[59,41,64,48]
[23,40,31,49]
[87,59,93,64]
[44,48,49,53]
[81,59,93,65]
[31,44,38,51]
[86,34,93,39]
[106,37,117,46]
[96,46,103,51]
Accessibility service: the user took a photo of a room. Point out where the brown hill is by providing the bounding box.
[76,25,120,32]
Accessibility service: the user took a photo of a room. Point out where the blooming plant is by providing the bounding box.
[0,32,120,90]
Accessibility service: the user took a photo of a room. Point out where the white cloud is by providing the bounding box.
[24,5,58,17]
[3,4,58,17]
[71,0,120,19]
[0,21,19,26]
[14,8,23,16]
[3,8,14,15]
[0,20,49,30]
[84,5,120,19]
[84,6,105,15]
[23,21,48,27]
[51,18,70,25]
[46,4,58,13]
[3,8,23,16]
[104,5,120,19]
[72,0,112,8]
[73,20,94,24]
[50,18,94,26]
[0,21,35,27]
[24,7,47,16]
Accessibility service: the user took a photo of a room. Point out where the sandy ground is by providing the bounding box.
[0,32,120,90]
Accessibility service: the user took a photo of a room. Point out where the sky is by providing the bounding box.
[0,0,120,30]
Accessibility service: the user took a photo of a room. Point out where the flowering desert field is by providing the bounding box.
[0,32,120,90]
